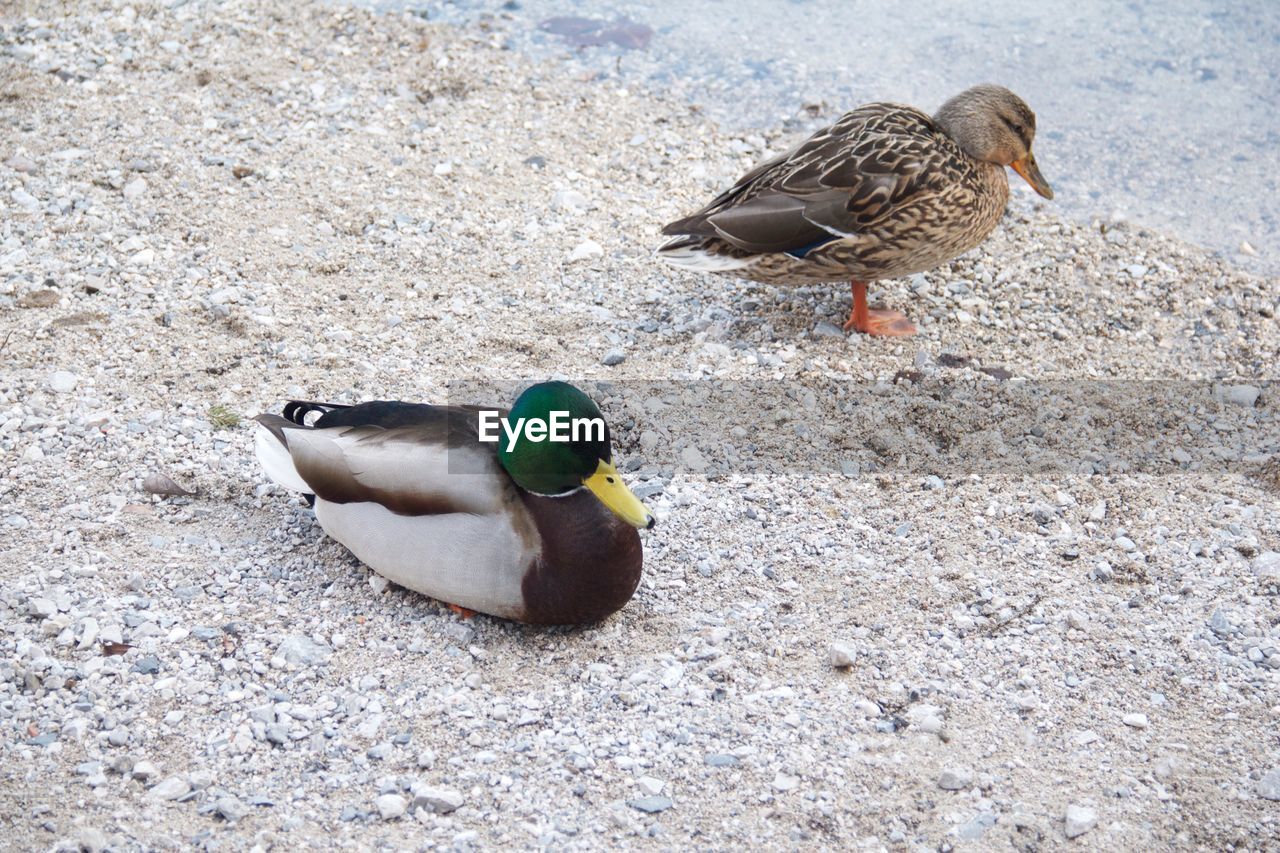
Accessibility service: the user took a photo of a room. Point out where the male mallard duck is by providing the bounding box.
[658,84,1053,336]
[253,381,655,624]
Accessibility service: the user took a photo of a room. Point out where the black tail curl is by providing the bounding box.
[281,400,351,427]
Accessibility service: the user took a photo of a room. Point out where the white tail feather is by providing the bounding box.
[656,241,755,272]
[254,423,312,493]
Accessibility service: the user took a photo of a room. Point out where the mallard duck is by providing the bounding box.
[658,84,1053,336]
[253,381,655,624]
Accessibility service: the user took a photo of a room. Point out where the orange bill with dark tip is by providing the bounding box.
[1011,152,1054,199]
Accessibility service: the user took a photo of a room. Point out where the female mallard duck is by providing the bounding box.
[253,381,655,624]
[658,84,1054,336]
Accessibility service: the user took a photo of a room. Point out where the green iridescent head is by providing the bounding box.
[496,381,654,529]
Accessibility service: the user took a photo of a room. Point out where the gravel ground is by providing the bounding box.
[2,1,1279,850]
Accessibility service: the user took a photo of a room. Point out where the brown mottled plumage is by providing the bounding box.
[659,84,1053,336]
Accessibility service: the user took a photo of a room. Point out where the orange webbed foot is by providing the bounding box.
[842,308,917,337]
[447,603,478,620]
[843,280,916,337]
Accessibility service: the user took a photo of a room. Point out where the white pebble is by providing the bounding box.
[49,371,79,393]
[375,793,406,820]
[827,643,856,668]
[1064,804,1097,838]
[637,776,664,796]
[568,239,604,262]
[938,767,973,790]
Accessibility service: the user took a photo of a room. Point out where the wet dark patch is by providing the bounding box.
[935,353,1012,380]
[538,16,652,50]
[978,365,1013,381]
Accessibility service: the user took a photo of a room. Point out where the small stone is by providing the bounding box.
[1224,385,1260,407]
[827,643,856,668]
[29,598,56,618]
[551,189,589,212]
[704,754,739,768]
[1125,264,1148,278]
[149,776,191,801]
[1257,768,1280,800]
[265,724,290,745]
[627,796,673,814]
[369,574,389,594]
[433,161,453,176]
[367,742,392,760]
[215,796,250,822]
[839,460,859,479]
[1253,552,1280,580]
[772,772,799,792]
[1209,608,1233,637]
[813,320,845,339]
[568,239,604,262]
[923,475,945,490]
[1064,804,1097,838]
[131,655,160,675]
[411,784,463,814]
[1122,712,1149,729]
[277,635,332,666]
[1114,535,1136,551]
[123,177,147,199]
[680,445,708,472]
[6,154,37,173]
[131,761,160,781]
[636,776,665,796]
[11,188,39,212]
[49,371,79,393]
[601,348,626,366]
[77,828,110,852]
[376,793,407,820]
[958,812,996,840]
[938,767,973,790]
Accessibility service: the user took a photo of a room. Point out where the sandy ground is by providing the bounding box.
[1,1,1279,850]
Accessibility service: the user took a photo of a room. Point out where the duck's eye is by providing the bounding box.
[606,476,616,484]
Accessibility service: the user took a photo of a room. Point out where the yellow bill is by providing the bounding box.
[584,459,656,529]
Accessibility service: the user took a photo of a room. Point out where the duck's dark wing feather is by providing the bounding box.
[662,103,949,255]
[262,401,515,517]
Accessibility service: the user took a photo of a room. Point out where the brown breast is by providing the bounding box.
[517,489,644,625]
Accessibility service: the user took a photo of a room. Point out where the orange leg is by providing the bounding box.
[447,603,477,619]
[842,280,915,336]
